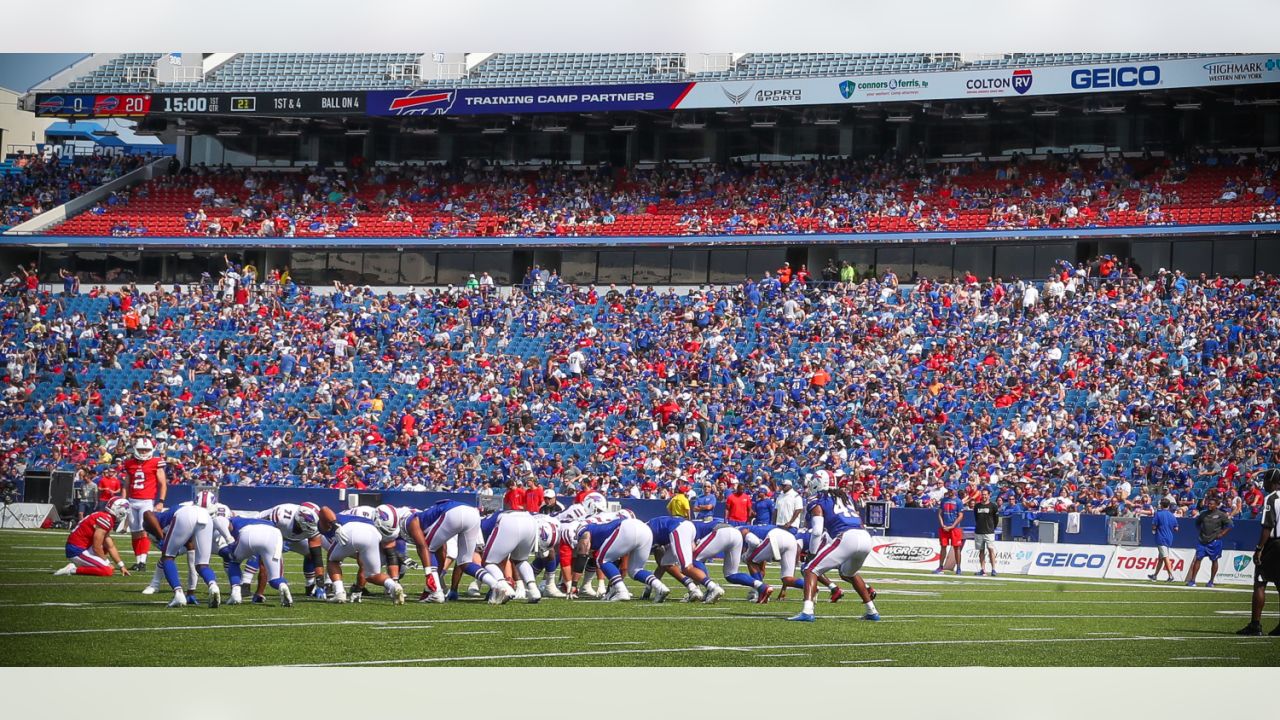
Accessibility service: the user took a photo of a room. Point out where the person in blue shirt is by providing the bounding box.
[691,483,717,520]
[935,487,966,575]
[1149,498,1180,582]
[751,485,775,526]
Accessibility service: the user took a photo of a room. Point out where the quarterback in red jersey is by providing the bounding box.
[55,499,132,577]
[121,438,168,571]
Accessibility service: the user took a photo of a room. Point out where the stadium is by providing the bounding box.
[0,50,1279,668]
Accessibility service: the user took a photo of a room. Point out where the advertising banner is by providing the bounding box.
[1106,545,1256,586]
[366,82,693,117]
[0,503,58,529]
[34,93,151,118]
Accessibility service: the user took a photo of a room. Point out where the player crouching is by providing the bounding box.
[55,498,132,578]
[320,506,407,604]
[215,512,294,607]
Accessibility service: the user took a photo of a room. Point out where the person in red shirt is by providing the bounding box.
[503,480,526,511]
[725,483,752,525]
[54,499,131,577]
[523,478,544,515]
[96,472,122,511]
[120,437,168,571]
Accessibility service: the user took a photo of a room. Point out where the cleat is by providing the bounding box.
[652,583,671,603]
[1165,576,1175,582]
[129,562,146,572]
[1206,582,1215,588]
[1236,622,1263,636]
[489,584,515,605]
[281,586,294,608]
[252,594,266,604]
[167,590,188,608]
[1147,573,1157,581]
[329,591,348,603]
[543,581,566,599]
[526,584,542,604]
[513,584,528,601]
[990,571,997,576]
[141,585,158,595]
[228,586,243,605]
[863,612,881,621]
[932,568,943,574]
[787,612,816,622]
[54,563,75,577]
[579,584,601,599]
[392,583,406,605]
[1186,581,1196,587]
[977,570,985,576]
[208,584,221,609]
[830,586,845,603]
[682,588,705,603]
[756,585,775,604]
[446,590,459,602]
[954,569,962,575]
[703,585,725,604]
[604,585,632,602]
[466,581,482,598]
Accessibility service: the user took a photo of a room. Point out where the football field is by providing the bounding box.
[0,529,1273,667]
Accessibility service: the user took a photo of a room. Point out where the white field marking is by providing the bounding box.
[876,590,941,597]
[588,641,648,645]
[1087,632,1125,636]
[284,634,1262,667]
[1213,610,1255,616]
[865,569,1255,593]
[757,653,808,658]
[9,546,70,551]
[514,636,573,641]
[1171,656,1239,661]
[839,658,895,664]
[0,611,1240,639]
[375,625,434,631]
[1009,627,1055,631]
[444,631,498,636]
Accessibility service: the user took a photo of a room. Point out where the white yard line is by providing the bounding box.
[839,658,895,664]
[1170,656,1239,660]
[513,636,573,641]
[588,641,648,645]
[757,653,808,658]
[285,634,1261,667]
[1008,627,1055,631]
[374,625,434,631]
[445,631,498,636]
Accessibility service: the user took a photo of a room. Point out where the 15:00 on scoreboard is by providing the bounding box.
[152,92,364,116]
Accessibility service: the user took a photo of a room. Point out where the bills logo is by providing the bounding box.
[93,96,120,113]
[386,90,457,116]
[36,96,67,112]
[1012,69,1033,94]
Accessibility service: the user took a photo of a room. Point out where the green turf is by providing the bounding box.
[1,528,1275,666]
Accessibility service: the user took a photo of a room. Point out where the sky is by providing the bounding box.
[0,53,88,92]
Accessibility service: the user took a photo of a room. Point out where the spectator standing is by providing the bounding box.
[752,483,775,526]
[1186,493,1233,587]
[666,484,691,519]
[692,481,717,520]
[724,482,751,525]
[972,489,1000,576]
[935,487,966,575]
[1237,469,1280,636]
[1149,499,1180,582]
[774,478,803,529]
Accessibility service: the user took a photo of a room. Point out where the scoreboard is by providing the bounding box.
[34,91,364,118]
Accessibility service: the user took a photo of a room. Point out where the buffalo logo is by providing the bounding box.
[839,80,856,99]
[36,96,67,113]
[1234,555,1251,573]
[1012,69,1034,95]
[387,90,457,116]
[722,85,752,105]
[93,96,120,113]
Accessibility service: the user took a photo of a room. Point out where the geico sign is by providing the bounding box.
[1035,552,1107,569]
[1071,65,1161,90]
[1116,556,1185,572]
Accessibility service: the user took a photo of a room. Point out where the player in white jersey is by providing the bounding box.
[573,517,670,602]
[530,514,567,598]
[479,510,541,603]
[236,502,329,600]
[404,501,506,603]
[320,508,406,604]
[215,515,293,607]
[140,499,223,597]
[142,491,223,608]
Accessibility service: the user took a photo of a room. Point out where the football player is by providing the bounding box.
[787,476,879,622]
[688,517,765,599]
[479,510,539,603]
[403,500,505,603]
[647,515,724,602]
[121,437,167,571]
[239,502,330,599]
[215,512,294,607]
[573,516,670,602]
[530,514,567,598]
[321,506,406,604]
[54,498,132,577]
[142,491,222,608]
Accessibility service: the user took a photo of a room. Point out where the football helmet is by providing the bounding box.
[293,506,320,538]
[106,498,130,521]
[193,490,217,509]
[374,504,401,539]
[133,438,155,461]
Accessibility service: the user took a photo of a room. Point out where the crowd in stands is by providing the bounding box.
[1,255,1277,524]
[46,148,1280,239]
[0,152,147,231]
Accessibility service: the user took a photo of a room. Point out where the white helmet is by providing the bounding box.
[211,503,231,519]
[535,516,560,551]
[349,505,377,520]
[581,492,607,516]
[374,504,401,539]
[804,472,827,494]
[193,490,217,509]
[293,506,320,538]
[300,501,321,514]
[106,498,129,521]
[133,438,155,461]
[616,508,636,520]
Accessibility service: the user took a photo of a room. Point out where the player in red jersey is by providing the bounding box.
[54,499,132,577]
[120,438,168,571]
